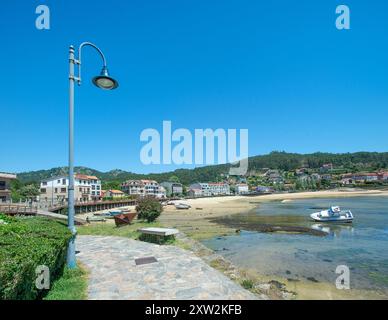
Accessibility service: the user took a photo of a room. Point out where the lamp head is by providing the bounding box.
[92,66,119,90]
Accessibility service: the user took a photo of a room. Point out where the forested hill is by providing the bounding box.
[16,151,388,185]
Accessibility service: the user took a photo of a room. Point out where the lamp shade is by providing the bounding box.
[92,67,119,90]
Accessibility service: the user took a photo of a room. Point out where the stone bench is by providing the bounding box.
[137,227,179,244]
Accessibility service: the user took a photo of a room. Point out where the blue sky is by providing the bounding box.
[0,0,387,173]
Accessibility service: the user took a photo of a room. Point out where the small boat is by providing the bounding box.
[310,206,353,223]
[114,212,137,227]
[108,210,123,216]
[175,203,191,210]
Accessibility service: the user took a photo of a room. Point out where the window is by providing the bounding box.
[61,188,66,193]
[42,181,47,186]
[92,191,95,196]
[62,179,66,185]
[0,181,5,190]
[97,186,100,190]
[40,188,47,193]
[92,185,95,190]
[55,188,58,193]
[57,180,60,183]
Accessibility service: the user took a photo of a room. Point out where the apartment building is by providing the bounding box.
[0,172,17,202]
[208,182,230,195]
[341,173,379,184]
[40,174,102,204]
[121,179,166,198]
[160,181,183,197]
[189,182,230,197]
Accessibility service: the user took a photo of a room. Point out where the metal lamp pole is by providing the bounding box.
[67,42,119,268]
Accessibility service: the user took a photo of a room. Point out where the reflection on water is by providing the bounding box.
[203,196,388,293]
[310,223,354,237]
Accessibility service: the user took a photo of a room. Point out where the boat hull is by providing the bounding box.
[310,217,353,223]
[310,211,353,223]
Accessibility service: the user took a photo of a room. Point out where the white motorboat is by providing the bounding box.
[175,203,191,210]
[310,206,354,223]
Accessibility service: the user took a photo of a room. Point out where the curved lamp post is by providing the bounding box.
[67,42,118,268]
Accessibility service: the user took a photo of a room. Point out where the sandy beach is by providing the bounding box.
[159,189,388,239]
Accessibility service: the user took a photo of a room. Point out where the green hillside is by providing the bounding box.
[16,151,388,186]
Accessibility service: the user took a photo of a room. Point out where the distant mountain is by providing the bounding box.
[16,151,388,185]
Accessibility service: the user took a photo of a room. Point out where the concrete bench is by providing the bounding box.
[138,227,179,244]
[138,227,179,236]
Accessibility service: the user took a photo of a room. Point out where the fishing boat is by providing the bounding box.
[175,203,191,210]
[108,210,123,216]
[310,206,354,223]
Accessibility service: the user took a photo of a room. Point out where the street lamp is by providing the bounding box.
[67,42,118,268]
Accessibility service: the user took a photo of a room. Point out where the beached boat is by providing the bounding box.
[310,206,354,223]
[114,212,137,227]
[175,203,191,210]
[108,210,123,216]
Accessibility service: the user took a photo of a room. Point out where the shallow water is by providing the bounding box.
[202,196,388,293]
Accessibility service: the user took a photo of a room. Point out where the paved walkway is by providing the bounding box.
[76,235,256,300]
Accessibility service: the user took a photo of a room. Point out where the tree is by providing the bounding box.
[19,184,40,201]
[168,175,180,183]
[10,180,22,202]
[136,197,163,223]
[102,180,121,190]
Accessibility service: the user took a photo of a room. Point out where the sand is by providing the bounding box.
[160,189,388,231]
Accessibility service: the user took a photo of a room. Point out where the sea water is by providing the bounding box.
[202,196,388,293]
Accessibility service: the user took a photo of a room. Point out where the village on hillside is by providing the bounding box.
[2,162,388,205]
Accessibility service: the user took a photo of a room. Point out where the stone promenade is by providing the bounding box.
[76,235,256,300]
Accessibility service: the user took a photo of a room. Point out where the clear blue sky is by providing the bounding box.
[1,0,387,174]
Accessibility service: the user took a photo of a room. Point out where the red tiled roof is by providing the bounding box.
[109,189,124,194]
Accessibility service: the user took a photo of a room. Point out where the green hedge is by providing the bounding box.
[0,215,72,300]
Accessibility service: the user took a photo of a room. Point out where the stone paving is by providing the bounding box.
[76,235,256,300]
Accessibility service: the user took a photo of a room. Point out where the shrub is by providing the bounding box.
[0,213,16,224]
[0,217,72,300]
[136,197,163,223]
[241,279,254,290]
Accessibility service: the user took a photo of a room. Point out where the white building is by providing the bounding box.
[235,183,249,195]
[189,182,230,197]
[208,183,230,196]
[121,179,165,198]
[40,174,102,204]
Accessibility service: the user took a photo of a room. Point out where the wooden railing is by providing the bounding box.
[0,203,38,215]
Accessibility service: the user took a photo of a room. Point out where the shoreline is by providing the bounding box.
[160,189,388,239]
[159,189,388,300]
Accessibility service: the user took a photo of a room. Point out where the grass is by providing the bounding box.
[241,279,254,290]
[44,265,88,300]
[77,219,162,239]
